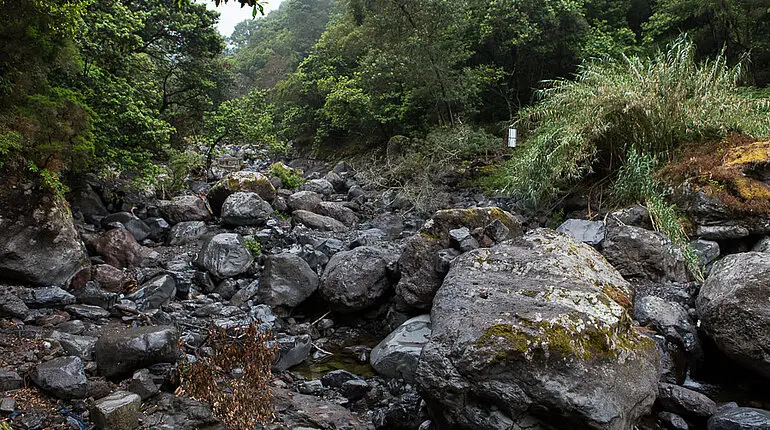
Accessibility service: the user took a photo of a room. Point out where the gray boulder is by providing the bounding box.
[753,236,770,253]
[318,201,358,227]
[416,229,658,429]
[19,286,75,308]
[557,219,606,246]
[101,212,151,242]
[167,221,207,246]
[51,331,98,360]
[691,239,721,267]
[658,383,716,420]
[370,314,431,383]
[0,184,89,286]
[287,191,322,213]
[258,253,318,309]
[92,391,142,430]
[396,207,523,310]
[157,195,211,225]
[320,246,397,312]
[708,406,770,430]
[0,289,28,319]
[144,217,170,242]
[32,356,88,399]
[0,370,23,391]
[634,296,700,357]
[66,304,111,319]
[197,233,254,279]
[72,281,117,310]
[207,171,276,215]
[95,326,179,378]
[90,228,152,269]
[221,192,273,226]
[602,224,688,283]
[697,252,770,378]
[292,210,348,232]
[299,179,334,196]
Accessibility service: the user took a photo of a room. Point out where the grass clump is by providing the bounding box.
[499,35,770,210]
[176,323,276,429]
[268,162,305,189]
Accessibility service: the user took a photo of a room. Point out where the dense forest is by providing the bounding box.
[2,0,770,218]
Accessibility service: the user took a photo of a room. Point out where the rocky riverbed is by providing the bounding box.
[2,156,770,430]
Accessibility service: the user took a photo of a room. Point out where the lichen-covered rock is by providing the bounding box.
[601,224,688,283]
[207,171,276,215]
[197,233,254,279]
[415,229,657,429]
[320,246,397,312]
[156,196,211,225]
[221,192,273,226]
[396,207,523,310]
[697,252,770,378]
[166,221,207,246]
[0,178,89,286]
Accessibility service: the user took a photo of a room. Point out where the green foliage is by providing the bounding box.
[268,162,305,189]
[158,148,205,198]
[244,239,262,256]
[500,36,770,209]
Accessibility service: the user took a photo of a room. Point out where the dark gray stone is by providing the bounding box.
[91,390,142,430]
[697,225,750,240]
[258,253,318,309]
[0,290,28,319]
[292,210,348,232]
[602,224,688,283]
[658,383,716,419]
[697,252,770,378]
[157,196,211,225]
[691,239,721,266]
[448,227,479,252]
[287,191,322,213]
[318,202,358,227]
[129,369,159,400]
[320,247,397,313]
[32,356,87,399]
[321,370,362,388]
[659,412,689,430]
[72,281,117,310]
[708,406,770,430]
[144,217,170,242]
[51,331,98,360]
[20,286,75,308]
[229,279,259,306]
[299,179,334,196]
[635,296,700,357]
[341,379,369,401]
[128,274,176,311]
[95,325,178,378]
[65,303,111,319]
[370,314,431,383]
[0,369,23,391]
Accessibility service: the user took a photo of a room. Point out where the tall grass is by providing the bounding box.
[501,35,770,209]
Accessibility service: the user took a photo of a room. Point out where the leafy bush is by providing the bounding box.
[158,148,205,199]
[500,35,770,209]
[268,162,305,189]
[176,323,276,429]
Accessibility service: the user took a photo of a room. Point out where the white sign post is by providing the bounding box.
[507,127,517,148]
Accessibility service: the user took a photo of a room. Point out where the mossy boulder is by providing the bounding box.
[395,207,523,310]
[207,171,277,216]
[0,173,89,286]
[415,229,657,429]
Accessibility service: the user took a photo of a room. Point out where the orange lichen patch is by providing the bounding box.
[661,133,770,214]
[724,141,770,166]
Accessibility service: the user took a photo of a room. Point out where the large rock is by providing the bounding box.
[320,246,397,312]
[371,314,431,383]
[95,326,179,378]
[32,356,88,399]
[287,191,322,213]
[708,406,770,429]
[697,252,770,378]
[258,253,318,309]
[634,296,700,358]
[299,178,334,197]
[221,192,273,226]
[601,224,688,283]
[101,212,151,242]
[51,331,98,360]
[197,233,254,279]
[396,207,523,310]
[127,274,176,311]
[166,221,207,246]
[92,391,142,430]
[90,228,151,269]
[69,183,108,224]
[658,383,716,420]
[415,229,658,429]
[156,196,211,225]
[292,210,348,232]
[318,201,358,227]
[207,171,276,215]
[0,179,89,286]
